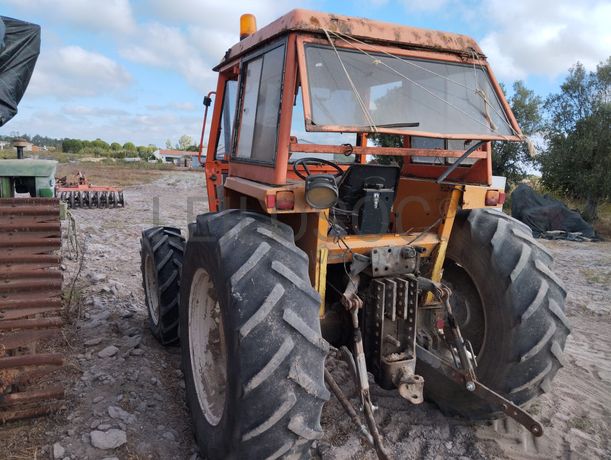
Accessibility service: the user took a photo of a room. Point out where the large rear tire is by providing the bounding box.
[418,209,570,419]
[141,226,185,345]
[180,210,330,459]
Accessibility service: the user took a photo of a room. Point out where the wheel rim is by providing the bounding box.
[442,259,486,357]
[144,254,160,325]
[188,268,227,426]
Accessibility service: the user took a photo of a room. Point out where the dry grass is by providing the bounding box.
[56,162,184,188]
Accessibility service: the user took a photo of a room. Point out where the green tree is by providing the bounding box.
[110,142,122,151]
[92,138,110,150]
[539,59,610,221]
[62,138,83,153]
[123,142,136,152]
[492,81,542,184]
[165,139,173,149]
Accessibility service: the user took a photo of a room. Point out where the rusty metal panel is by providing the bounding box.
[0,197,64,423]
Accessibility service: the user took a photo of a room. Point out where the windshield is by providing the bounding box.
[303,44,517,139]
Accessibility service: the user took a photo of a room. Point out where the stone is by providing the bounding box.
[93,396,104,403]
[97,424,112,431]
[90,419,102,429]
[162,431,176,441]
[90,429,127,450]
[108,405,136,424]
[98,346,119,358]
[89,273,107,283]
[130,348,144,356]
[85,337,103,347]
[53,442,65,459]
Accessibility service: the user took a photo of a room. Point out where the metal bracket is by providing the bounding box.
[416,345,544,437]
[370,245,418,277]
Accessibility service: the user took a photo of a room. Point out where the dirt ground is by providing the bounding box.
[1,170,609,460]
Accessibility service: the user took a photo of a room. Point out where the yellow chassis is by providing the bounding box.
[223,176,502,315]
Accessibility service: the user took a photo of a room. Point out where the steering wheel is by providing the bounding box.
[293,157,344,181]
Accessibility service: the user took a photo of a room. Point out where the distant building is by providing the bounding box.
[152,149,204,168]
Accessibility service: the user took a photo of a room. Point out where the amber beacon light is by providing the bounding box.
[240,14,257,40]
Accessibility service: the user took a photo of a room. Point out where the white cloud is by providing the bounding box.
[29,46,132,99]
[480,0,611,80]
[119,1,301,92]
[3,0,135,34]
[119,23,216,93]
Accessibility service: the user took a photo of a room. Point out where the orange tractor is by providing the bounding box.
[140,10,569,459]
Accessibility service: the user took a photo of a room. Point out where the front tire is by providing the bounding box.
[141,226,185,345]
[180,210,330,459]
[419,209,570,419]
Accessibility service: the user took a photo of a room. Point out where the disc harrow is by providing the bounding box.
[56,172,124,209]
[0,198,64,423]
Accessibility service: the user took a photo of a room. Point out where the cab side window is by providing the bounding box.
[234,44,285,163]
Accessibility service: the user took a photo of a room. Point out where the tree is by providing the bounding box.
[62,138,83,153]
[539,59,610,221]
[110,142,122,151]
[177,134,193,150]
[92,138,110,150]
[165,139,173,149]
[123,142,136,152]
[492,81,542,184]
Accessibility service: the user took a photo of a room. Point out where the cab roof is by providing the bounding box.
[215,9,484,70]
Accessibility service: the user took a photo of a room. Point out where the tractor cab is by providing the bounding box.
[204,10,519,223]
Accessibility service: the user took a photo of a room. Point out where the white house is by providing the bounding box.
[152,149,204,168]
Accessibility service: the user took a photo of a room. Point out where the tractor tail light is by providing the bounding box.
[485,190,504,206]
[276,191,294,210]
[265,194,276,209]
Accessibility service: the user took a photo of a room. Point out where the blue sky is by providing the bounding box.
[1,0,609,147]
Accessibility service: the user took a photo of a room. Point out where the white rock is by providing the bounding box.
[85,337,103,347]
[108,405,136,424]
[98,346,119,358]
[93,396,104,403]
[53,442,65,459]
[90,429,126,450]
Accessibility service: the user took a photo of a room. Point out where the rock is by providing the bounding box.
[102,458,120,460]
[90,429,127,450]
[108,405,136,424]
[89,273,107,283]
[53,442,65,459]
[90,419,102,429]
[151,377,159,385]
[98,346,119,358]
[130,348,144,356]
[85,337,103,347]
[162,431,176,441]
[124,335,142,349]
[93,396,104,403]
[97,424,112,431]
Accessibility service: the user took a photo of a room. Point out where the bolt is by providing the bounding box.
[465,381,475,392]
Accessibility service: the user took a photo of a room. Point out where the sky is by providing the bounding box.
[0,0,609,147]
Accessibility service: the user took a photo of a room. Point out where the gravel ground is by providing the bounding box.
[1,171,609,459]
